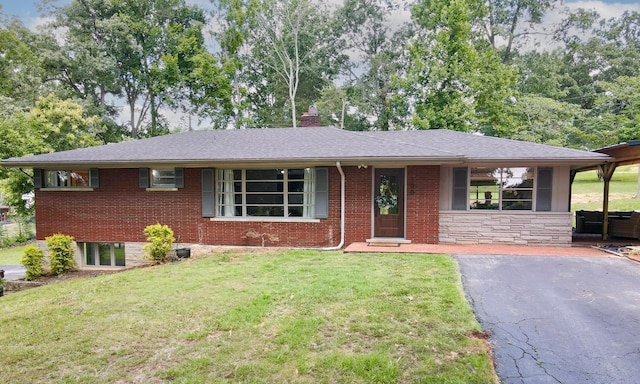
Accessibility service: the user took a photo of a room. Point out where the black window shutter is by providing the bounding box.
[452,167,468,210]
[315,167,329,219]
[537,167,553,211]
[201,169,215,217]
[139,168,149,188]
[89,169,99,188]
[33,169,43,189]
[175,168,184,188]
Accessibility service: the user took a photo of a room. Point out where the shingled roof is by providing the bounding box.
[1,127,610,169]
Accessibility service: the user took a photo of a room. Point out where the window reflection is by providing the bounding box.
[470,168,534,210]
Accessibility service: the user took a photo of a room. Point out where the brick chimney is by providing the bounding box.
[300,105,320,127]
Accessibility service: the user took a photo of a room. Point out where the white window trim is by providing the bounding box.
[81,242,126,267]
[211,217,320,223]
[43,187,94,192]
[146,187,178,192]
[217,168,316,219]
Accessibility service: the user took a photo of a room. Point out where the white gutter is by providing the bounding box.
[320,161,345,251]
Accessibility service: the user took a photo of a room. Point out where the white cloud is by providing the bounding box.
[508,1,640,53]
[565,1,640,19]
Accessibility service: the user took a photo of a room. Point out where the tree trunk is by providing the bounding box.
[341,98,346,129]
[150,93,157,137]
[130,102,137,140]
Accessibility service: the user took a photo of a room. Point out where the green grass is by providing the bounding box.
[0,250,496,383]
[0,244,28,265]
[572,165,639,212]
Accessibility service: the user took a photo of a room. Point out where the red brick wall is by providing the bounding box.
[34,165,440,247]
[344,166,373,245]
[405,165,440,243]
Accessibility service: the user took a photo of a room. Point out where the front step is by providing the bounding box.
[366,238,411,247]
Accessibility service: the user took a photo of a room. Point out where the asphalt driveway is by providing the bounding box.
[456,254,640,384]
[0,265,25,280]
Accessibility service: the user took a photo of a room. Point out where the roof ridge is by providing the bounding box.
[346,129,463,157]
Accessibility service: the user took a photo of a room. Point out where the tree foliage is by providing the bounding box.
[48,0,234,137]
[400,0,518,134]
[0,95,103,215]
[217,0,344,128]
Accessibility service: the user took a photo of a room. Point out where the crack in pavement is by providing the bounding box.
[456,254,640,384]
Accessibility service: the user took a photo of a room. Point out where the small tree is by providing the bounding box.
[46,234,77,276]
[143,223,175,265]
[21,244,45,281]
[242,225,280,247]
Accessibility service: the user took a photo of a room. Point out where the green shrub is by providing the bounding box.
[46,234,77,276]
[21,245,45,281]
[143,223,175,265]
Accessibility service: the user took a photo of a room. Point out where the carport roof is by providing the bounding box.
[594,140,640,167]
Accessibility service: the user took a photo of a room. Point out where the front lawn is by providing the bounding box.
[0,250,496,383]
[0,244,28,264]
[572,165,639,212]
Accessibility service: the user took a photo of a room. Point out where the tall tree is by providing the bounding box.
[218,0,343,128]
[480,0,560,64]
[0,95,104,215]
[0,19,45,106]
[49,0,233,137]
[333,0,407,131]
[247,0,338,127]
[400,0,517,133]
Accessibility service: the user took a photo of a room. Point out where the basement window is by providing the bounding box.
[81,242,125,267]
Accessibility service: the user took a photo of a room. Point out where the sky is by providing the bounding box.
[2,0,640,31]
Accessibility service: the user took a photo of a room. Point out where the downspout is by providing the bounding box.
[320,161,345,250]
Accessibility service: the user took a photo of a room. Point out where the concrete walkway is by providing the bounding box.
[344,242,611,257]
[0,265,26,280]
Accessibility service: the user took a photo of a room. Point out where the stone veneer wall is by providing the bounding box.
[439,211,573,246]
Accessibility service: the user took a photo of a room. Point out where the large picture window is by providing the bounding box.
[470,167,534,210]
[217,168,315,218]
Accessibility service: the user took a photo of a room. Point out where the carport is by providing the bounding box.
[572,139,640,241]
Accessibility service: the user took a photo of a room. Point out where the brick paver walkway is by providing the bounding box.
[344,242,612,257]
